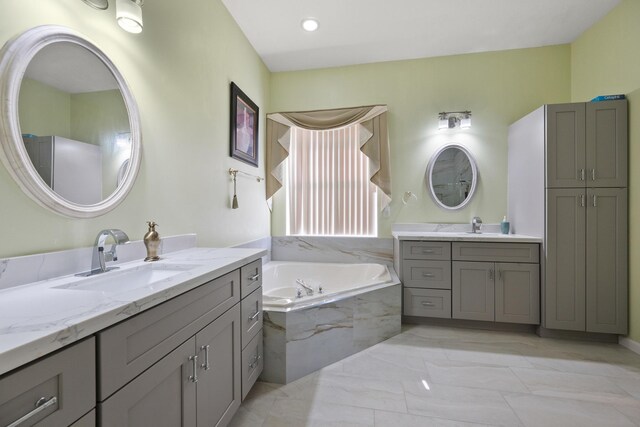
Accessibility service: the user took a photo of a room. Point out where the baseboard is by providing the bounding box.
[536,327,618,343]
[402,316,537,334]
[619,336,640,356]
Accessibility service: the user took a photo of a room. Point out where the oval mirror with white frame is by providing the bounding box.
[425,144,478,210]
[0,25,141,218]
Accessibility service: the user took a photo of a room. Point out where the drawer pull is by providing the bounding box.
[421,249,435,254]
[189,355,198,383]
[248,273,260,282]
[422,273,435,278]
[248,354,262,369]
[248,311,260,321]
[591,169,596,181]
[7,396,57,427]
[421,301,435,307]
[201,345,210,371]
[579,168,585,181]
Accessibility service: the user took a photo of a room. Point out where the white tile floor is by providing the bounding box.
[230,325,640,427]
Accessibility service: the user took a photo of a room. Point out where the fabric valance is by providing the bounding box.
[265,105,391,210]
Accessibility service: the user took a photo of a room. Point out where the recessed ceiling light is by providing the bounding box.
[301,18,319,32]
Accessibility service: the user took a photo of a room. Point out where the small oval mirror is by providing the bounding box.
[0,25,141,218]
[425,144,478,210]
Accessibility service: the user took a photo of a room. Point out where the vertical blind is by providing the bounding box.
[286,125,377,236]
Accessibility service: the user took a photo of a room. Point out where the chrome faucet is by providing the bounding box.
[78,229,130,276]
[296,279,314,296]
[471,216,483,233]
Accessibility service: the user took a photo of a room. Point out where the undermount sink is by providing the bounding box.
[54,263,200,294]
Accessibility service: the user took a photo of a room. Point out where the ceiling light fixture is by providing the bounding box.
[438,111,472,130]
[117,0,144,34]
[301,18,319,32]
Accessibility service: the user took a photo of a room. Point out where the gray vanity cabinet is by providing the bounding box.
[0,338,95,427]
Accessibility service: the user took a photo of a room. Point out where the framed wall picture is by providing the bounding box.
[230,82,259,167]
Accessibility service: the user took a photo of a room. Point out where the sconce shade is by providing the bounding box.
[460,115,471,129]
[117,0,143,33]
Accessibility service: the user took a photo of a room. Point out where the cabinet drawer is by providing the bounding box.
[402,241,451,260]
[97,270,240,400]
[452,242,539,263]
[0,338,95,427]
[241,259,262,299]
[403,288,451,318]
[241,286,263,347]
[402,260,451,289]
[241,330,263,400]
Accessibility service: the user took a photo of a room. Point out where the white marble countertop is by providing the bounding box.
[392,231,542,243]
[0,247,266,376]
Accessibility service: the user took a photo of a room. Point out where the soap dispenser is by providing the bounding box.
[143,221,161,261]
[501,216,510,235]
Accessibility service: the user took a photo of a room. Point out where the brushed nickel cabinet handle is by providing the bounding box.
[421,249,435,254]
[489,269,494,280]
[591,169,596,181]
[579,169,585,181]
[422,272,435,278]
[248,311,260,321]
[7,396,57,427]
[593,195,598,207]
[249,354,262,369]
[421,301,435,307]
[580,194,585,207]
[189,355,198,383]
[248,273,260,282]
[201,345,210,371]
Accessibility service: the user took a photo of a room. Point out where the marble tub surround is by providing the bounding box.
[261,284,401,384]
[271,236,394,266]
[0,246,266,376]
[392,222,541,243]
[0,233,197,291]
[230,324,640,427]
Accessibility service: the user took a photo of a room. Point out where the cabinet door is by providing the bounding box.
[195,304,241,427]
[99,338,197,427]
[546,103,586,188]
[545,189,586,331]
[495,263,540,324]
[452,261,494,321]
[586,100,627,188]
[586,188,628,334]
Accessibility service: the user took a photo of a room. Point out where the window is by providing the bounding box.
[285,124,377,236]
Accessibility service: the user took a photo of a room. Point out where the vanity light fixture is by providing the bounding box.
[117,0,144,34]
[438,111,472,130]
[301,18,319,32]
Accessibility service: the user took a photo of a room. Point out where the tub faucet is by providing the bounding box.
[78,229,130,276]
[296,279,314,296]
[471,216,483,233]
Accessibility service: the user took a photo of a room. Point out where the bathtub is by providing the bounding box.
[260,261,401,384]
[262,261,394,311]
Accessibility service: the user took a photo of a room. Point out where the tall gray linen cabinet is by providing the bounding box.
[508,99,628,335]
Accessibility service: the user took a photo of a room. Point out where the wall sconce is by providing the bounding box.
[117,0,144,34]
[81,0,109,10]
[438,111,472,130]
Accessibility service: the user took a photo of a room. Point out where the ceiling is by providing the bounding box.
[221,0,621,72]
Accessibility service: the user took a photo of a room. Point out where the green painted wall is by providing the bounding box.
[571,0,640,342]
[269,46,572,237]
[19,78,71,138]
[0,0,271,258]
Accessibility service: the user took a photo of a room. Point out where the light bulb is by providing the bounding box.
[301,18,319,32]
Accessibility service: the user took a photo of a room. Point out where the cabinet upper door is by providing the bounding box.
[546,103,586,188]
[545,189,586,331]
[586,188,628,334]
[586,100,628,188]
